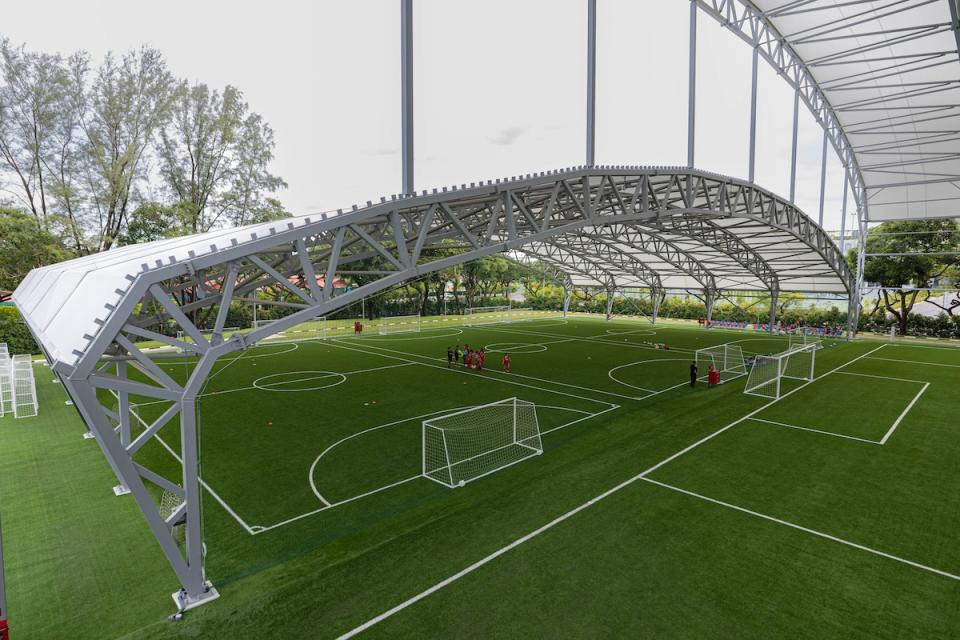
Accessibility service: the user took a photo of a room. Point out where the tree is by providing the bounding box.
[157,85,287,232]
[860,219,960,335]
[0,39,72,229]
[77,47,176,250]
[0,207,72,291]
[117,201,191,245]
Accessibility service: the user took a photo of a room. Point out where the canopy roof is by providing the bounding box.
[747,0,960,221]
[14,167,852,370]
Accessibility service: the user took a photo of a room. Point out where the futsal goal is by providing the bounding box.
[378,314,421,335]
[788,332,823,350]
[463,306,512,327]
[0,344,12,417]
[423,397,543,488]
[744,343,816,399]
[694,343,747,375]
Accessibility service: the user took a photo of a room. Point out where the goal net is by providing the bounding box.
[788,332,823,350]
[463,306,511,327]
[423,397,543,488]
[0,344,11,417]
[694,343,747,375]
[10,354,38,419]
[377,314,421,335]
[744,344,816,399]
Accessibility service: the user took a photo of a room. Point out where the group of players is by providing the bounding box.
[446,344,511,373]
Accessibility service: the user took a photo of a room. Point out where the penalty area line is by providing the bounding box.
[642,477,960,583]
[336,343,889,638]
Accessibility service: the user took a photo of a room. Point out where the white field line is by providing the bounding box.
[127,407,257,535]
[337,336,645,402]
[336,343,890,638]
[607,358,690,394]
[866,356,960,369]
[478,324,699,355]
[255,476,423,534]
[284,403,613,531]
[880,382,929,445]
[307,403,594,505]
[642,477,960,582]
[834,370,930,384]
[748,418,881,445]
[190,362,416,398]
[881,342,960,353]
[325,340,618,409]
[483,322,788,358]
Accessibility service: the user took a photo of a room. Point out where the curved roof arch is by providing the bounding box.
[14,166,853,372]
[698,0,960,221]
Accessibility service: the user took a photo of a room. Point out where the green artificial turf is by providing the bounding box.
[1,316,959,639]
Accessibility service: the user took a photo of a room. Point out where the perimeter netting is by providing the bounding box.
[423,398,542,488]
[694,343,747,375]
[744,344,816,399]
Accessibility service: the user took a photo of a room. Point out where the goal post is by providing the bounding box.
[744,343,816,399]
[422,398,542,488]
[377,314,421,335]
[0,344,10,417]
[694,343,747,375]
[463,306,511,327]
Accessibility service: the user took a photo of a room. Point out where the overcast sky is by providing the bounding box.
[2,0,852,231]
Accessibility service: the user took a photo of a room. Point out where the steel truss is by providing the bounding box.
[47,166,853,606]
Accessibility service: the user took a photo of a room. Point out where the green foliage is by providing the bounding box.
[859,219,960,336]
[0,207,73,291]
[0,305,40,353]
[117,201,191,245]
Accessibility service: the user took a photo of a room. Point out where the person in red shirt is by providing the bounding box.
[707,363,720,387]
[502,352,511,373]
[464,349,473,370]
[476,348,485,372]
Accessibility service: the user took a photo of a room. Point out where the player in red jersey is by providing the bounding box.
[502,352,511,373]
[464,349,473,370]
[476,348,485,372]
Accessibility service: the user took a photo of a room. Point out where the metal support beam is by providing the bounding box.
[769,285,779,333]
[818,128,829,226]
[704,286,717,323]
[562,286,572,318]
[748,46,758,183]
[605,287,615,320]
[586,0,597,168]
[401,0,414,195]
[651,288,663,325]
[687,0,697,168]
[790,89,799,202]
[839,172,849,255]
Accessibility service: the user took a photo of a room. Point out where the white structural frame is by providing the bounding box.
[11,165,856,609]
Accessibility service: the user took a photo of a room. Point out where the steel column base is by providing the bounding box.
[172,582,220,612]
[82,431,96,440]
[113,484,131,496]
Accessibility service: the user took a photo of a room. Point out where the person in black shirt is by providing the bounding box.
[447,346,454,368]
[690,360,698,387]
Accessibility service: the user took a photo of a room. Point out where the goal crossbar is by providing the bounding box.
[422,397,542,488]
[694,343,747,375]
[378,314,421,335]
[744,343,816,399]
